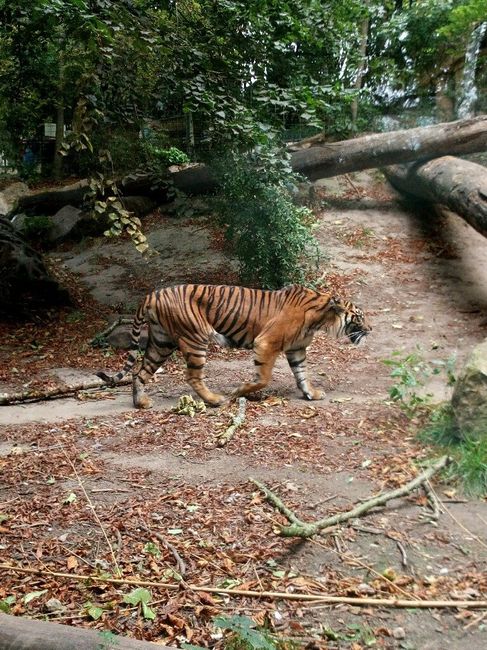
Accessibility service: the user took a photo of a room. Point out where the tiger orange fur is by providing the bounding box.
[97,284,371,408]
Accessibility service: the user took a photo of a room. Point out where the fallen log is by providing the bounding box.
[290,115,487,181]
[10,175,169,217]
[171,115,487,187]
[384,156,487,238]
[0,613,171,650]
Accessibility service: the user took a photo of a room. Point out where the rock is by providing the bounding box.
[48,205,84,243]
[10,213,30,231]
[392,627,406,640]
[0,181,29,216]
[0,217,70,316]
[44,598,65,613]
[106,324,148,350]
[121,195,158,218]
[451,339,487,439]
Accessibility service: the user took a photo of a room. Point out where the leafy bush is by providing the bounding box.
[143,142,190,169]
[213,145,318,288]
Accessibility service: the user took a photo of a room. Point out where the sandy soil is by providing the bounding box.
[1,171,486,649]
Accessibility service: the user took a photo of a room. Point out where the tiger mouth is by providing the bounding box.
[349,330,368,345]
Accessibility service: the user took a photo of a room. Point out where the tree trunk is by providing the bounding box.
[0,613,174,650]
[290,115,487,180]
[350,13,369,128]
[384,156,487,238]
[53,103,65,181]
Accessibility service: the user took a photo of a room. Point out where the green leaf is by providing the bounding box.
[167,528,183,535]
[143,542,161,557]
[63,492,77,504]
[24,589,48,604]
[84,602,104,620]
[0,595,15,613]
[141,601,156,620]
[123,587,152,606]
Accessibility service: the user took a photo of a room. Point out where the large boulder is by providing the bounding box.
[451,339,487,439]
[0,217,69,316]
[48,205,84,243]
[0,181,29,216]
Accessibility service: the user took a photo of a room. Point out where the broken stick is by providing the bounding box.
[217,397,246,447]
[251,455,450,538]
[0,377,131,406]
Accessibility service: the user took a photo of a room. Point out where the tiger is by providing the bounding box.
[97,283,371,408]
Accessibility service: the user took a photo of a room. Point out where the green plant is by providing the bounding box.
[149,145,190,166]
[123,587,155,620]
[419,404,487,496]
[217,615,277,650]
[20,215,53,242]
[382,348,456,416]
[214,145,318,289]
[0,595,15,614]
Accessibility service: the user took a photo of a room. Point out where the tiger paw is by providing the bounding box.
[303,389,326,401]
[134,395,153,409]
[205,393,227,407]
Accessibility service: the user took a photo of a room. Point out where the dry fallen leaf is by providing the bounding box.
[66,555,78,571]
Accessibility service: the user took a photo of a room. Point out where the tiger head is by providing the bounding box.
[327,296,371,345]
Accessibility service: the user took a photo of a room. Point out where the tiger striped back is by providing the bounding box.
[97,284,370,408]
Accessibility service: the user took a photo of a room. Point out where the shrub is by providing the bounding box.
[213,146,318,288]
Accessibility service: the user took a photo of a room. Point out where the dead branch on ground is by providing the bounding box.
[0,376,131,406]
[217,397,246,446]
[251,455,450,538]
[1,562,486,609]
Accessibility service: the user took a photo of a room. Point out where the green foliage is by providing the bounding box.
[214,145,318,288]
[143,541,161,557]
[214,615,276,650]
[419,404,487,496]
[382,348,456,416]
[19,215,53,242]
[83,601,105,621]
[123,587,155,620]
[85,173,149,254]
[146,145,190,167]
[0,595,15,614]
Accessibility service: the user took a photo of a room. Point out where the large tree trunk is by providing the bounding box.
[384,156,487,238]
[0,613,173,650]
[289,115,487,180]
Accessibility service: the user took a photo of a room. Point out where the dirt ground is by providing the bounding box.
[1,171,487,649]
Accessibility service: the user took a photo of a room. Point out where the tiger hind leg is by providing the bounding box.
[179,339,226,406]
[133,334,176,409]
[286,348,325,400]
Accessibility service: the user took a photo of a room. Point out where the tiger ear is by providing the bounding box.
[328,295,344,313]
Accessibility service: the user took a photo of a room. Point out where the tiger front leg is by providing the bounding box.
[286,348,325,401]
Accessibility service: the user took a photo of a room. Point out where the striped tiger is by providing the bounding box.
[97,284,371,408]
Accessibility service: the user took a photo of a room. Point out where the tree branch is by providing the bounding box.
[251,455,450,538]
